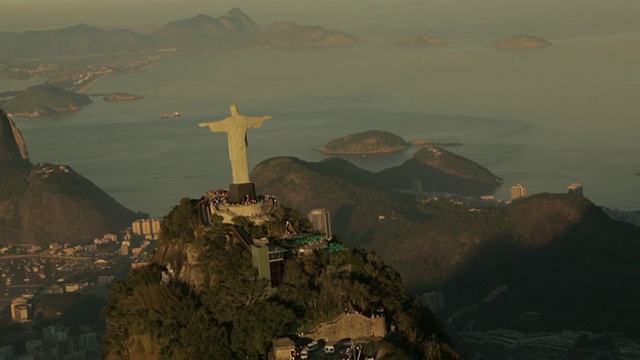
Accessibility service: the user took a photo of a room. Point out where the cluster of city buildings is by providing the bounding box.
[510,182,584,201]
[403,178,586,205]
[0,56,165,93]
[1,216,162,318]
[0,220,159,261]
[0,325,99,360]
[0,216,164,359]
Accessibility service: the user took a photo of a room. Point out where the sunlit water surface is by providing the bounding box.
[12,36,640,216]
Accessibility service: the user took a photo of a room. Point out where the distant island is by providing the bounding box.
[0,84,91,117]
[102,92,143,102]
[250,21,361,49]
[396,34,449,47]
[490,34,551,49]
[318,130,410,155]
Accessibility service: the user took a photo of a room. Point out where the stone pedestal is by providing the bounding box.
[229,182,256,203]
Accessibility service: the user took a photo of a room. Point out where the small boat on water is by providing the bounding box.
[160,111,181,118]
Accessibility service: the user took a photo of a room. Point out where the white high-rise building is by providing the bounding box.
[132,218,162,239]
[510,184,527,201]
[422,291,446,313]
[409,179,423,193]
[307,209,332,240]
[11,296,31,323]
[567,183,584,196]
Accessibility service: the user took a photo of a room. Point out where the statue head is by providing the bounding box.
[230,104,240,116]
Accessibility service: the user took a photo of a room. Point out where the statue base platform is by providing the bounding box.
[209,200,272,225]
[229,182,256,204]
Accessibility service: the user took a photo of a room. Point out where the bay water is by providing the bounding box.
[11,37,640,217]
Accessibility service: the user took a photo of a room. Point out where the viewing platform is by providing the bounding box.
[198,188,276,225]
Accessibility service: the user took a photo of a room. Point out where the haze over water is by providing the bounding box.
[7,0,640,216]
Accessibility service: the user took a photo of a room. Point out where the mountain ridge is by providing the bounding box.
[0,8,360,59]
[0,109,138,244]
[250,152,640,335]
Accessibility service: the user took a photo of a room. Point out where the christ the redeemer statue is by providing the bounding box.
[199,104,272,187]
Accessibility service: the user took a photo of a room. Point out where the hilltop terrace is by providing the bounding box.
[198,188,278,225]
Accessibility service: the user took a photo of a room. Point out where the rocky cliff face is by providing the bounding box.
[0,109,138,244]
[0,109,29,166]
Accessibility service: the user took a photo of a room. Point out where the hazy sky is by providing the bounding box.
[2,0,640,39]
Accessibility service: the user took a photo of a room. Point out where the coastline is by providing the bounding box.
[73,54,179,94]
[76,74,111,94]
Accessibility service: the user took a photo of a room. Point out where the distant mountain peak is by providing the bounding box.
[151,7,259,49]
[227,7,247,17]
[0,112,137,244]
[225,7,260,32]
[63,23,93,32]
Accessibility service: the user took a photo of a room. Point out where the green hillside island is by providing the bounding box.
[489,34,552,49]
[1,84,91,117]
[250,149,640,349]
[0,109,137,244]
[251,21,361,49]
[318,130,410,155]
[102,199,463,360]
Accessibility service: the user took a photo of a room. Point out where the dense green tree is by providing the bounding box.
[159,198,200,243]
[103,198,460,359]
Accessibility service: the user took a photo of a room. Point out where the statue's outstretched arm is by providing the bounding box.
[199,118,230,132]
[247,115,272,129]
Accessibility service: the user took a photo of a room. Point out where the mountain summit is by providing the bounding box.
[151,8,260,49]
[0,109,29,167]
[226,7,260,33]
[0,109,138,244]
[0,8,358,57]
